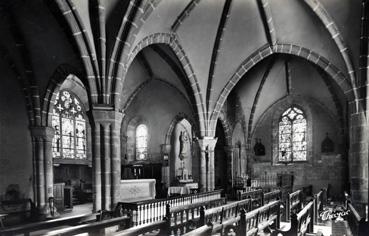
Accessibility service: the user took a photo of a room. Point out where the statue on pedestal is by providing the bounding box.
[178,131,191,181]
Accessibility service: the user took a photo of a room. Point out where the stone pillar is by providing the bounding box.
[92,124,102,212]
[91,106,123,211]
[30,126,55,214]
[240,144,247,176]
[198,137,217,192]
[349,104,368,206]
[161,144,171,188]
[226,146,234,188]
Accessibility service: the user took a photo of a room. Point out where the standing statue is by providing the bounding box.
[178,131,189,160]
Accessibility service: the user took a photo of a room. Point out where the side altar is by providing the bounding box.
[119,179,156,202]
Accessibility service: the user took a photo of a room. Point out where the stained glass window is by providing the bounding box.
[136,124,148,160]
[52,90,86,159]
[278,106,307,162]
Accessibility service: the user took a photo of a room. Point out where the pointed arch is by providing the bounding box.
[209,43,356,136]
[41,64,88,126]
[114,33,206,136]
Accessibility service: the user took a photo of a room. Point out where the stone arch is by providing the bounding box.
[164,113,198,147]
[209,43,356,136]
[41,64,87,126]
[53,1,99,103]
[217,111,233,147]
[114,33,206,136]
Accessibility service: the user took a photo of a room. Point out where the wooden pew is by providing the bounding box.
[201,199,252,227]
[43,215,131,236]
[0,213,97,236]
[167,197,226,235]
[313,189,325,224]
[238,189,263,209]
[285,190,302,222]
[271,200,314,236]
[119,189,222,226]
[183,200,281,236]
[345,192,369,236]
[263,190,282,205]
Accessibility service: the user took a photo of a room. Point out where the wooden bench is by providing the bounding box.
[238,189,264,209]
[183,200,281,236]
[271,200,314,236]
[284,189,302,222]
[264,190,282,205]
[43,215,131,236]
[0,213,97,236]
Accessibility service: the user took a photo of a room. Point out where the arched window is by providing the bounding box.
[52,90,87,159]
[278,106,307,162]
[136,124,148,160]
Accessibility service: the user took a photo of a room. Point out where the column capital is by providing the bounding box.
[91,105,124,125]
[29,126,55,141]
[197,137,218,151]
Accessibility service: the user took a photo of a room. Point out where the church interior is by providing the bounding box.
[0,0,368,235]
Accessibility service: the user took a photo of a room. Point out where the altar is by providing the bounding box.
[119,179,156,202]
[168,182,198,196]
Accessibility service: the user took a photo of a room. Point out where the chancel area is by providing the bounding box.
[0,0,368,235]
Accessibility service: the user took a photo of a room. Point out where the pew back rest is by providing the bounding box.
[264,190,282,204]
[289,190,302,212]
[245,200,281,233]
[203,199,251,225]
[238,189,263,209]
[296,200,314,234]
[0,213,97,236]
[44,215,130,236]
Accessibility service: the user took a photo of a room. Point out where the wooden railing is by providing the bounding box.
[114,197,227,236]
[345,192,369,236]
[119,189,222,226]
[0,213,97,236]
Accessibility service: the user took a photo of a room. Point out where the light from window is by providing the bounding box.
[52,90,86,159]
[278,106,306,162]
[136,124,148,160]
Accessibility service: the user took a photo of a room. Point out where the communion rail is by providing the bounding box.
[114,197,228,236]
[119,189,222,226]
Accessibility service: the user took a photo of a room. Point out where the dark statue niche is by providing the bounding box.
[254,138,265,156]
[321,133,334,153]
